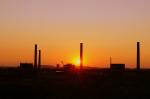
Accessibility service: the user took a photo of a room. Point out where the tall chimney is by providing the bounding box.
[38,50,41,69]
[80,43,83,69]
[34,44,37,68]
[137,42,140,71]
[110,57,112,67]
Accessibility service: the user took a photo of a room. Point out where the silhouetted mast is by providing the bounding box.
[110,57,112,67]
[34,44,37,68]
[80,43,83,69]
[38,50,41,69]
[137,42,140,71]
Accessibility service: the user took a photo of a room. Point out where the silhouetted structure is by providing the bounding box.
[80,43,83,69]
[56,64,60,69]
[38,50,41,69]
[110,64,125,71]
[63,64,75,71]
[110,57,112,67]
[34,44,37,69]
[137,42,140,71]
[20,63,33,69]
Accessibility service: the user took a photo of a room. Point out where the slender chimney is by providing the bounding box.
[80,43,83,69]
[110,57,112,67]
[38,50,41,69]
[34,44,37,68]
[137,42,140,71]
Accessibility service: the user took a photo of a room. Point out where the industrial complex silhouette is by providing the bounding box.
[20,42,141,72]
[0,41,150,99]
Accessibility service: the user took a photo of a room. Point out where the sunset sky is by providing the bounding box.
[0,0,150,68]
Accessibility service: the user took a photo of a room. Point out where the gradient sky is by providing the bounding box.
[0,0,150,68]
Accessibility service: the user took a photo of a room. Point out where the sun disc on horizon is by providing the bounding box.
[75,59,80,66]
[72,57,81,66]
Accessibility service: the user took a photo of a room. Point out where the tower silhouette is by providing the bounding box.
[34,44,37,68]
[110,57,112,67]
[137,42,140,71]
[38,50,41,69]
[80,43,83,69]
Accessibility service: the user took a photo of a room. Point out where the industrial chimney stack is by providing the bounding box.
[137,42,140,71]
[80,43,83,69]
[38,50,41,69]
[34,44,38,69]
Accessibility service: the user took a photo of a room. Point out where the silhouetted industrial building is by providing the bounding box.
[20,63,33,69]
[110,64,125,71]
[63,64,75,71]
[80,43,83,69]
[137,42,140,71]
[56,64,60,69]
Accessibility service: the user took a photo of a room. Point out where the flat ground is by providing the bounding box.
[0,68,150,99]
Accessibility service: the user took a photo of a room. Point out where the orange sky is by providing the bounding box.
[0,0,150,68]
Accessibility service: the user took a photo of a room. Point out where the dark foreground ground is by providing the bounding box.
[0,68,150,99]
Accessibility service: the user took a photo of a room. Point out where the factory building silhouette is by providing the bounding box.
[109,56,125,71]
[20,63,33,69]
[110,42,141,71]
[20,44,41,69]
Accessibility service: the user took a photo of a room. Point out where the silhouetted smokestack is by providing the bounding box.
[34,44,37,68]
[137,42,140,71]
[38,50,41,69]
[80,43,83,69]
[110,57,112,67]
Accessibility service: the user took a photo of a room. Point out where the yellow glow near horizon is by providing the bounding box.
[75,59,81,66]
[71,57,80,66]
[71,56,87,67]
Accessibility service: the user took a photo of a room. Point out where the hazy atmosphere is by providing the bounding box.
[0,0,150,68]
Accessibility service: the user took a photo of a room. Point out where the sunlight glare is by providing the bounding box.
[72,57,81,66]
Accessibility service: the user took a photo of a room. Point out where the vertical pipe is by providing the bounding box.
[80,43,83,69]
[38,50,41,69]
[34,44,37,68]
[110,57,112,68]
[137,42,140,71]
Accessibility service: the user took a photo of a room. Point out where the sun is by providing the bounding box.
[71,56,87,67]
[75,59,81,66]
[71,57,81,66]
